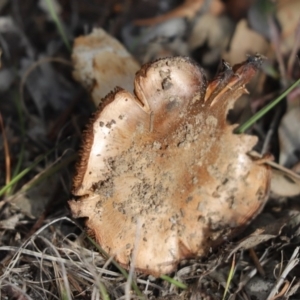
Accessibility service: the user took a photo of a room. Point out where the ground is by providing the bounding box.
[0,0,300,299]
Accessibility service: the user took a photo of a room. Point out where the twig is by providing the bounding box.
[249,248,265,277]
[125,218,142,300]
[0,113,10,186]
[267,247,300,300]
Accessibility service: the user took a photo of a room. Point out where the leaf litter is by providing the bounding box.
[1,0,300,299]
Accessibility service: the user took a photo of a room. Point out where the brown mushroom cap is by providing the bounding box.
[69,56,271,276]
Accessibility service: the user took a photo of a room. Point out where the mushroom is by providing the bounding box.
[69,56,271,276]
[72,28,140,106]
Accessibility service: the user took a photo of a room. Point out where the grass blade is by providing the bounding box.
[160,274,187,290]
[222,253,236,300]
[236,78,300,133]
[86,236,145,299]
[44,0,71,51]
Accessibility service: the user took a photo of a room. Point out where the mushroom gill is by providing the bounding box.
[69,56,271,276]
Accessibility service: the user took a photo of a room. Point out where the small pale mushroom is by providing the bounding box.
[72,28,140,106]
[69,56,271,276]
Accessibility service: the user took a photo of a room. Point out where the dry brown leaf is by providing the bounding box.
[72,28,140,106]
[69,56,271,276]
[11,175,59,218]
[223,19,270,65]
[271,166,300,198]
[249,151,300,197]
[134,0,225,26]
[228,233,275,259]
[276,0,300,56]
[226,214,287,259]
[189,13,235,66]
[225,0,255,20]
[279,105,300,168]
[131,18,189,63]
[134,0,204,26]
[0,213,22,230]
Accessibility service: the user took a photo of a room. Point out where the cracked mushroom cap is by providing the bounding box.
[69,56,271,276]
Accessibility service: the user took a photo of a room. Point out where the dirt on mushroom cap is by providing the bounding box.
[69,56,271,276]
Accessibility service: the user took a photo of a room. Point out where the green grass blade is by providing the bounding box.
[44,0,71,51]
[222,254,236,300]
[0,158,41,197]
[6,92,25,195]
[160,274,187,289]
[236,78,300,134]
[15,153,77,195]
[99,281,110,300]
[61,291,70,300]
[0,141,68,198]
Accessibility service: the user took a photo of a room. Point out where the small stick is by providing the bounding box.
[249,248,266,277]
[267,247,299,300]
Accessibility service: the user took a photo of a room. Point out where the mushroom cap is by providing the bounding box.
[69,56,271,276]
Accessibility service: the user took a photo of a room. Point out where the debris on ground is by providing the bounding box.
[1,0,300,299]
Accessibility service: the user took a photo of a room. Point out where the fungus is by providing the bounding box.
[69,56,271,276]
[72,28,140,106]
